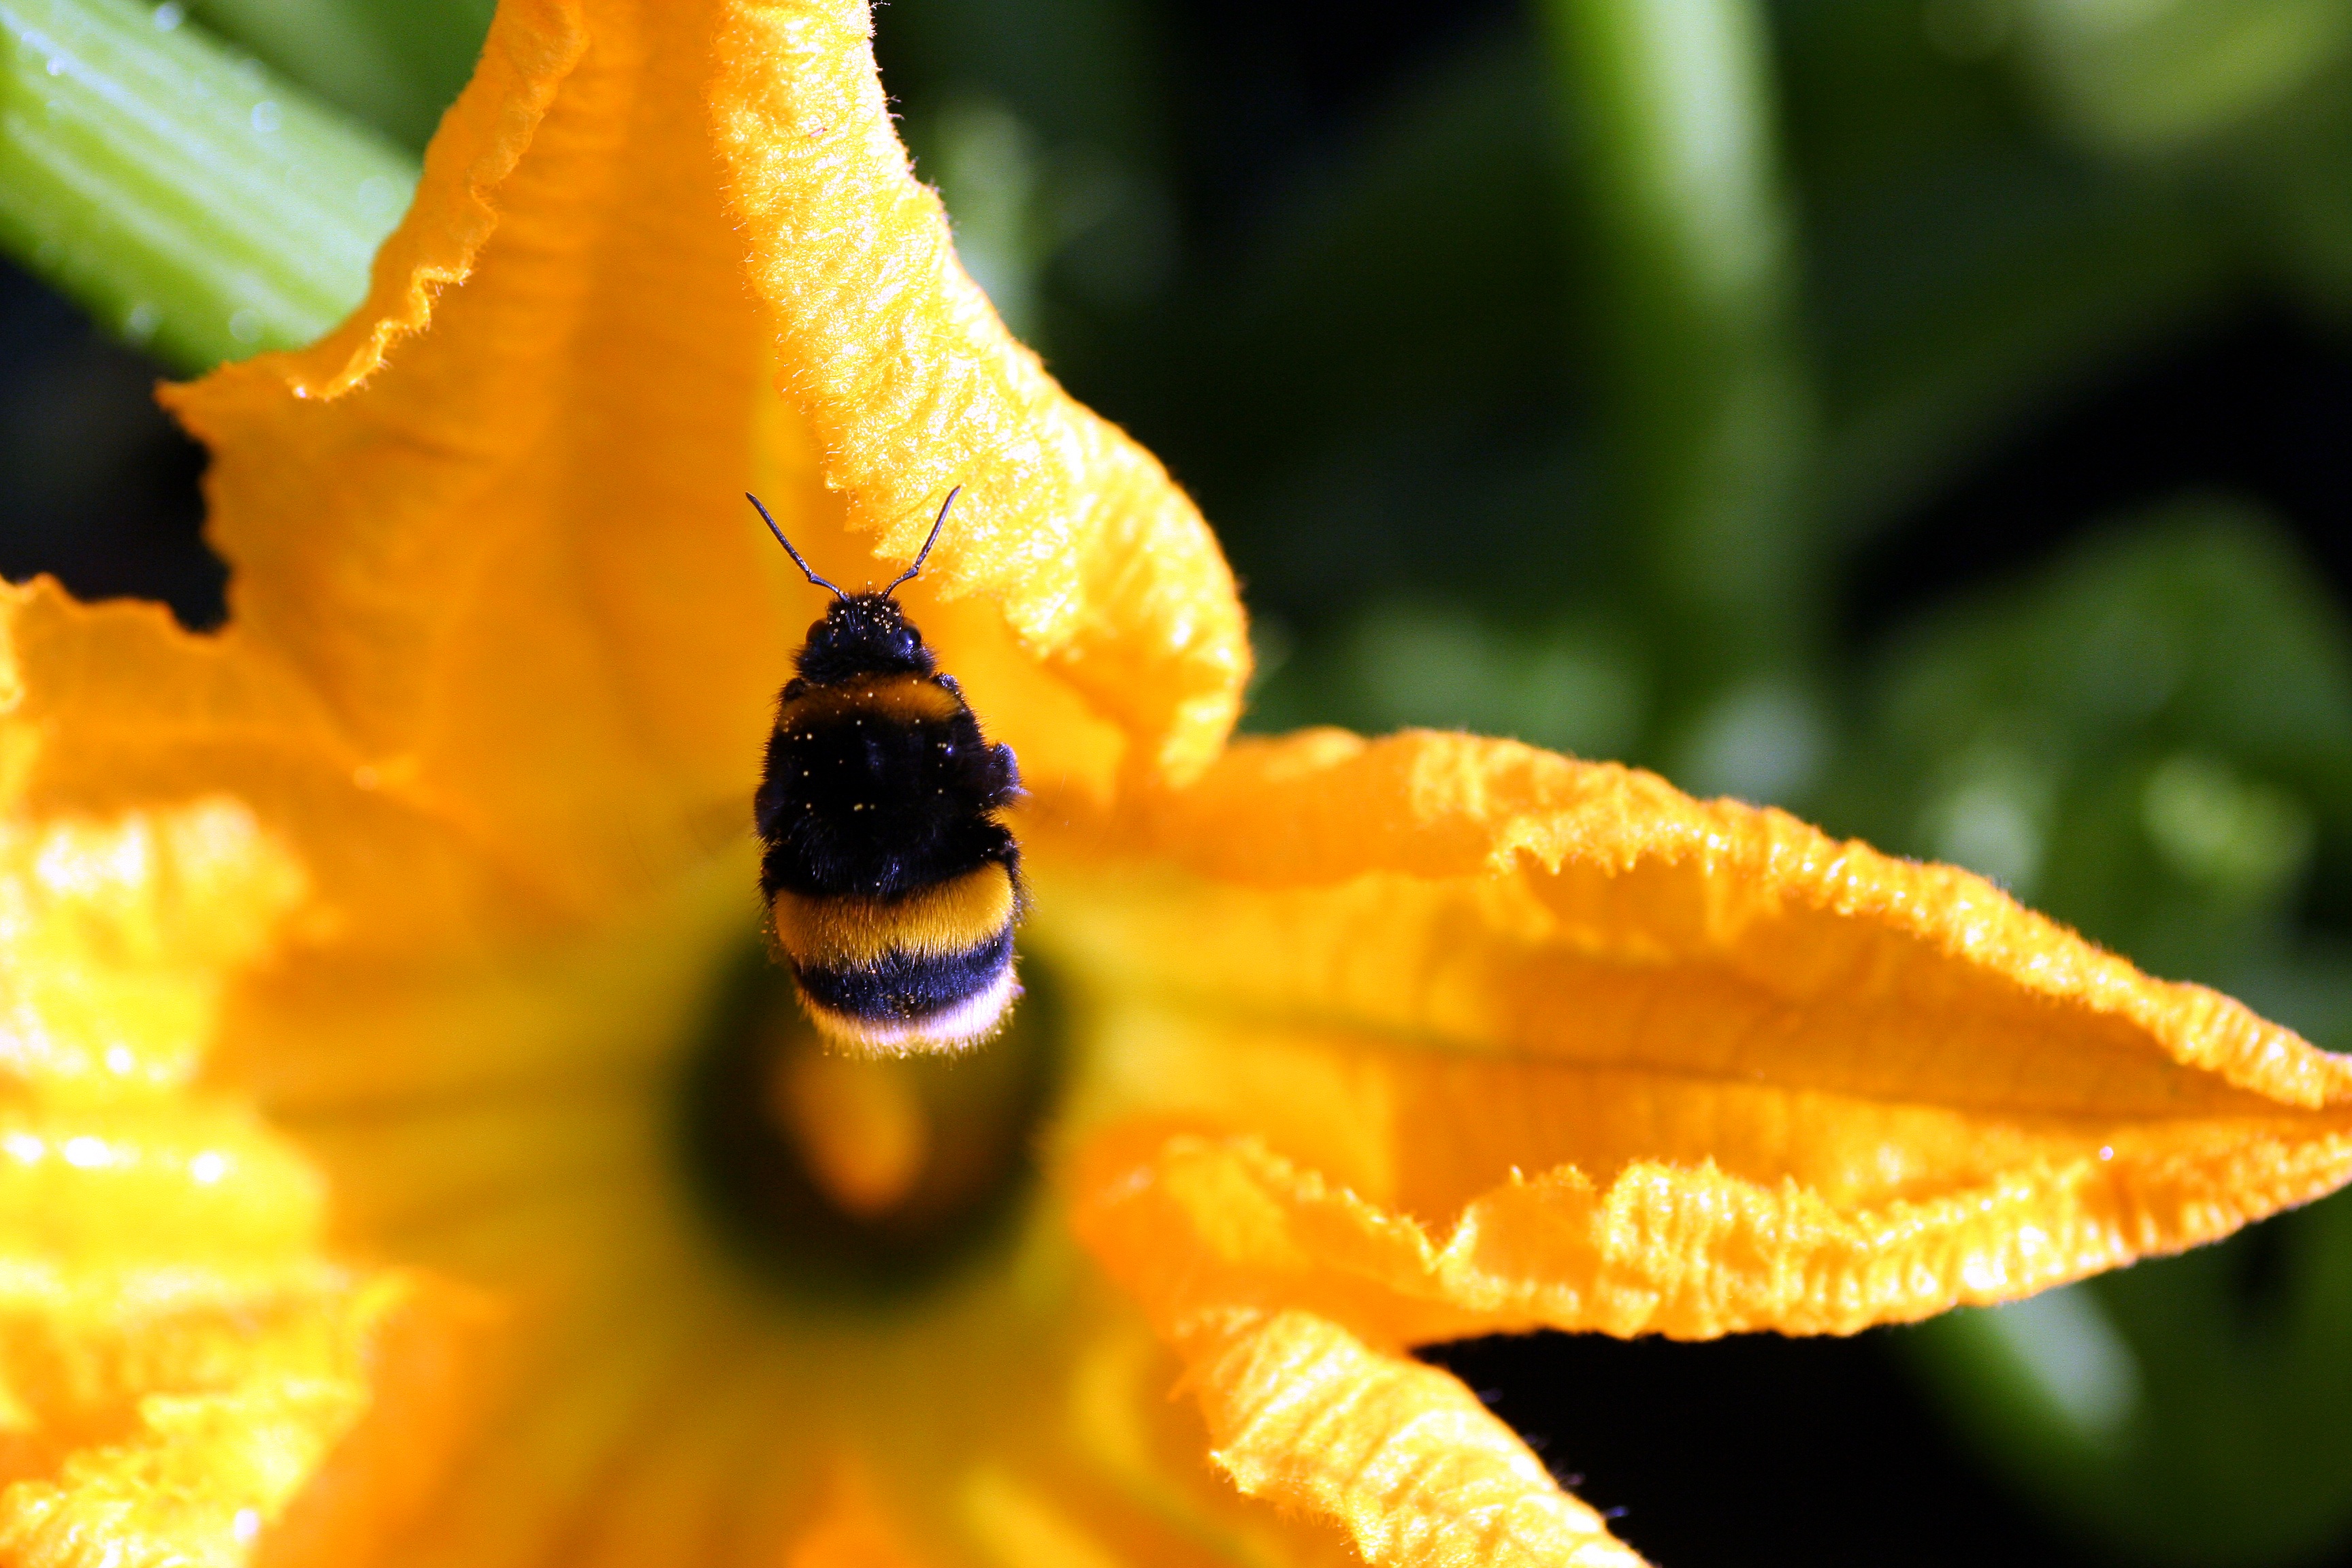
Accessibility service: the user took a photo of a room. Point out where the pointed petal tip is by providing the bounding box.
[1060,727,2352,1347]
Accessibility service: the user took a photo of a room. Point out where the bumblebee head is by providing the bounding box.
[796,593,936,685]
[748,486,964,687]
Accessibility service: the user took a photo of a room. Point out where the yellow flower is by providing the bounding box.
[2,1,2349,1565]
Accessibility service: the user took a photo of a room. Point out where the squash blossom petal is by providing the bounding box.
[0,2,2347,1565]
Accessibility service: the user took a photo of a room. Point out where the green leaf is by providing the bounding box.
[0,0,416,372]
[1244,597,1649,764]
[1826,498,2352,977]
[2011,0,2352,159]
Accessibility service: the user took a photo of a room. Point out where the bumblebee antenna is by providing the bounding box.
[883,486,960,599]
[747,493,845,600]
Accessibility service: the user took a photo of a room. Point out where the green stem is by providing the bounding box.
[0,0,416,373]
[1536,0,1817,736]
[184,0,490,152]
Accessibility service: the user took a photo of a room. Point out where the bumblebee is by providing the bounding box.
[749,489,1024,1054]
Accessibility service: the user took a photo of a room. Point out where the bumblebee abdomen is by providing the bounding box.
[754,662,1024,1052]
[770,861,1020,1051]
[770,860,1017,970]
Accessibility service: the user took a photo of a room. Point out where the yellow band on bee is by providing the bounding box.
[779,674,961,729]
[772,862,1017,968]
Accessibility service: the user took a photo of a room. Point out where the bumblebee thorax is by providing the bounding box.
[796,594,936,685]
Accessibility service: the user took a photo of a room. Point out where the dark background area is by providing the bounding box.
[1424,1328,2118,1568]
[1846,308,2352,651]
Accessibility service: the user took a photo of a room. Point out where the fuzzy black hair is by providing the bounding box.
[754,683,1021,901]
[793,595,937,687]
[792,923,1017,1020]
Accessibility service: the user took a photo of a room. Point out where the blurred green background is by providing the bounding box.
[7,0,2352,1562]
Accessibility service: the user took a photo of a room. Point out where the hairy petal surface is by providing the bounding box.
[713,0,1247,787]
[0,0,1263,1562]
[1051,730,2352,1345]
[0,802,475,1565]
[144,0,1239,947]
[1187,1309,1642,1568]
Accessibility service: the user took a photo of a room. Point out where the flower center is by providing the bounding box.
[679,941,1060,1302]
